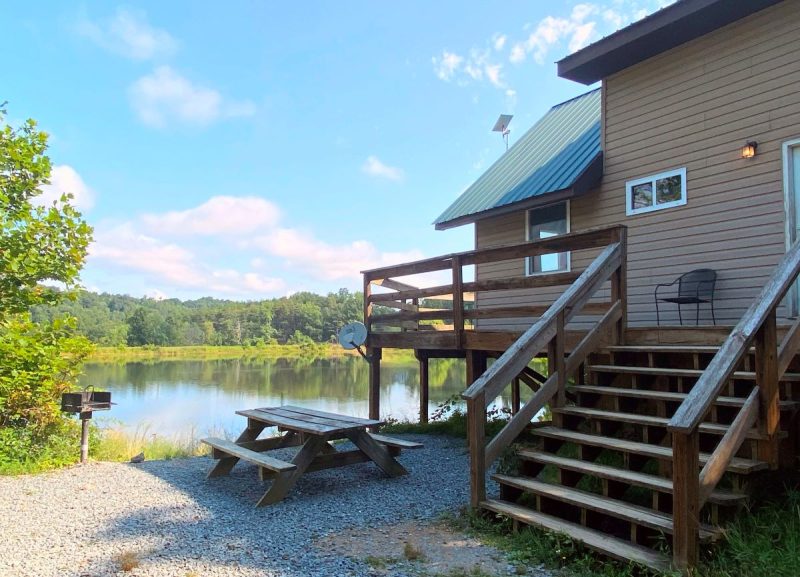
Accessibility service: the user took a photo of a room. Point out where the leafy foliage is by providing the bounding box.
[0,110,91,315]
[0,105,93,473]
[32,288,364,346]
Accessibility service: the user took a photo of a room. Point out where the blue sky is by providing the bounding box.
[3,1,673,300]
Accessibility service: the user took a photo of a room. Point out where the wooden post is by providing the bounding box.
[363,275,373,333]
[755,310,780,468]
[466,350,487,387]
[368,347,382,421]
[452,256,464,349]
[610,227,627,344]
[417,351,429,424]
[468,392,487,508]
[80,413,91,464]
[672,431,700,572]
[465,350,487,444]
[511,377,521,415]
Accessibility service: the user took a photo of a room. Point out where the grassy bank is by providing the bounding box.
[91,426,208,462]
[88,344,418,364]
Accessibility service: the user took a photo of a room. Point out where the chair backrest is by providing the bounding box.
[678,268,716,299]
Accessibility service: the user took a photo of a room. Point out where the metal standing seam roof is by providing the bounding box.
[434,88,602,229]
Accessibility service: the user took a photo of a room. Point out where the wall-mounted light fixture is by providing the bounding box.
[742,140,758,158]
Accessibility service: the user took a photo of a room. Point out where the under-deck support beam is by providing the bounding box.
[416,350,430,423]
[368,347,382,421]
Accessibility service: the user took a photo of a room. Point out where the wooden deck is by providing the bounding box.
[359,224,800,573]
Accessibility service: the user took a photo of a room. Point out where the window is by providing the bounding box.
[526,201,570,275]
[626,167,687,216]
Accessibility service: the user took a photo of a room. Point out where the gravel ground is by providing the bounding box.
[0,434,523,577]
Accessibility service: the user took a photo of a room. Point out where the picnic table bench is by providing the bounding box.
[202,405,422,507]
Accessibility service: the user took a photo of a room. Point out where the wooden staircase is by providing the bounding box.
[484,344,798,572]
[461,230,800,573]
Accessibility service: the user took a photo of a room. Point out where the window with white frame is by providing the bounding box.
[625,167,687,216]
[526,201,570,275]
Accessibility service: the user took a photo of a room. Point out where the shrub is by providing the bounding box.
[0,314,92,472]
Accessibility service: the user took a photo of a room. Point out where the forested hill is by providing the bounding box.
[31,289,363,347]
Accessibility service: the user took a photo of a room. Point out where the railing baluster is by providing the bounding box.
[555,311,567,406]
[672,431,700,571]
[755,309,780,468]
[614,227,628,344]
[452,256,464,348]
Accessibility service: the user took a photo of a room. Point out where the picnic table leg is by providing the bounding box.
[257,431,302,481]
[207,422,266,478]
[346,430,408,477]
[256,435,330,507]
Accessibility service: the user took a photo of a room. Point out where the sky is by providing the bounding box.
[2,0,674,301]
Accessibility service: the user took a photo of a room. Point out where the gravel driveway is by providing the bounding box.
[0,434,500,577]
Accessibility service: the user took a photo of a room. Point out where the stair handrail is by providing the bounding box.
[462,227,627,507]
[667,237,800,571]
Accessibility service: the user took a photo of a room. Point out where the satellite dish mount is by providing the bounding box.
[337,322,371,362]
[492,114,513,151]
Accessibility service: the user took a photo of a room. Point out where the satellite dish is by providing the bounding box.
[338,322,367,350]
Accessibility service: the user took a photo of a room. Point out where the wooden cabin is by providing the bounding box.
[362,0,800,572]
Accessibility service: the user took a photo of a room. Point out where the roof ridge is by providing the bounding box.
[551,87,601,111]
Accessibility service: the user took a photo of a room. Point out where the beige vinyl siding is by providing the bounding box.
[475,0,799,329]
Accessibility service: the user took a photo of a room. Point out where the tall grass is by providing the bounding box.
[91,424,210,462]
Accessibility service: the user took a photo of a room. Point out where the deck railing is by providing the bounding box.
[667,237,800,571]
[362,226,627,348]
[458,226,628,507]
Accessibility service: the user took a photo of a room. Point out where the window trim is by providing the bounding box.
[525,200,571,276]
[625,167,687,216]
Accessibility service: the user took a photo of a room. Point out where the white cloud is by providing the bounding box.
[145,288,168,300]
[435,1,678,88]
[509,4,600,65]
[362,156,404,181]
[129,66,256,128]
[253,228,424,282]
[89,223,285,297]
[76,7,177,61]
[432,45,508,91]
[142,196,280,236]
[432,51,463,81]
[38,165,95,211]
[87,194,446,298]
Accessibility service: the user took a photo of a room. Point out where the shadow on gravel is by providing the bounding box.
[91,436,469,576]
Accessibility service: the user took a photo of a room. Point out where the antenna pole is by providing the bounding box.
[493,114,513,153]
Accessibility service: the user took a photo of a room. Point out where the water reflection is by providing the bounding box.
[79,357,512,436]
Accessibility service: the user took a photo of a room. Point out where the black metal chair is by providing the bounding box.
[655,269,717,326]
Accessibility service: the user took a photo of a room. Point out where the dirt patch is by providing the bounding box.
[317,519,548,576]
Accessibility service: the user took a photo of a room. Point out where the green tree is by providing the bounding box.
[126,307,168,346]
[0,106,93,472]
[0,114,91,314]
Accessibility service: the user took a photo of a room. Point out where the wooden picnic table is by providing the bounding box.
[202,405,422,507]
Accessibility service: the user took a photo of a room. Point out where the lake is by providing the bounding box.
[78,357,509,437]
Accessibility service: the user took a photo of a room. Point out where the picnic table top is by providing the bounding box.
[236,405,384,436]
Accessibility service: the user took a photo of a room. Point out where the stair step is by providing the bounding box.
[492,474,721,541]
[553,406,771,439]
[481,498,671,572]
[516,449,746,505]
[533,426,767,474]
[587,364,800,381]
[603,345,731,354]
[570,385,798,410]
